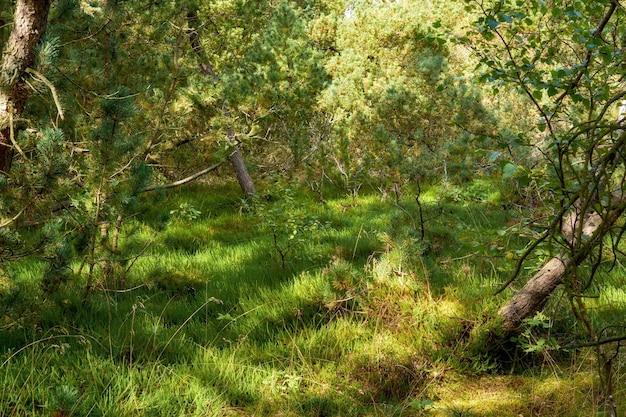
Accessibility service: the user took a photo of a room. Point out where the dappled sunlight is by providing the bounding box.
[2,0,626,412]
[2,180,623,415]
[433,373,597,416]
[0,182,619,416]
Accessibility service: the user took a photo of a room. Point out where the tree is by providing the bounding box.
[464,0,626,407]
[185,5,256,198]
[225,2,328,171]
[316,0,491,193]
[0,0,52,173]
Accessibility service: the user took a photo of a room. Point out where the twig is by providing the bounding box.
[25,68,64,120]
[568,333,626,349]
[554,0,619,104]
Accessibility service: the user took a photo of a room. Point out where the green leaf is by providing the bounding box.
[502,163,518,179]
[409,399,435,409]
[488,151,502,163]
[547,85,558,97]
[481,31,496,41]
[487,17,500,30]
[498,13,513,23]
[517,173,532,187]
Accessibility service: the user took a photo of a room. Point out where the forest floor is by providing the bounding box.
[1,179,625,416]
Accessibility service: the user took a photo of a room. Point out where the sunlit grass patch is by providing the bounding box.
[191,347,268,408]
[229,271,333,342]
[157,222,215,253]
[431,373,597,417]
[2,181,625,415]
[584,268,626,327]
[282,318,370,363]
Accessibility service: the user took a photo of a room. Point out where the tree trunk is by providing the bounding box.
[0,0,52,173]
[186,8,256,198]
[499,95,626,333]
[498,206,616,331]
[229,147,256,196]
[499,256,568,332]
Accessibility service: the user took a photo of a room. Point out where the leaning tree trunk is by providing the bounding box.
[185,8,256,198]
[498,209,604,331]
[0,0,52,173]
[228,145,256,197]
[499,202,626,331]
[498,95,626,333]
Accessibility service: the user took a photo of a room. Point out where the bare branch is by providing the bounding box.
[139,162,222,192]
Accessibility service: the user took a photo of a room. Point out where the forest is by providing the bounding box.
[1,0,626,415]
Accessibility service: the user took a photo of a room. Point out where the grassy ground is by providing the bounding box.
[0,179,625,416]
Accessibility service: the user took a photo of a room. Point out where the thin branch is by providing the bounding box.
[555,0,619,104]
[139,162,222,192]
[0,196,37,227]
[494,230,550,295]
[25,67,64,120]
[569,333,626,349]
[495,200,574,295]
[186,8,220,83]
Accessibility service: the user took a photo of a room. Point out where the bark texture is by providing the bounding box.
[498,209,607,331]
[0,0,52,173]
[498,256,568,331]
[228,147,256,196]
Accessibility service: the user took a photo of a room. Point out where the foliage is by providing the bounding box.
[1,183,622,416]
[463,0,626,405]
[226,2,328,169]
[317,0,448,188]
[462,0,626,227]
[169,202,202,222]
[243,178,328,269]
[510,312,561,354]
[2,0,626,415]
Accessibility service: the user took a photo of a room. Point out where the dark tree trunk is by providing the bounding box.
[0,0,52,173]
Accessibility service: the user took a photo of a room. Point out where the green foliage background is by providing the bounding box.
[1,0,626,415]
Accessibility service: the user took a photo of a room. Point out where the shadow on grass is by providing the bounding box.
[0,182,540,416]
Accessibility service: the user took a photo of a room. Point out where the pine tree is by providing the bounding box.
[0,0,52,173]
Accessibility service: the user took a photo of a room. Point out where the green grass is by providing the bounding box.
[1,180,625,416]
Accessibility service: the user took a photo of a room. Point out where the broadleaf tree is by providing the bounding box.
[464,0,626,406]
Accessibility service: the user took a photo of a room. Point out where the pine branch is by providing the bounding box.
[25,67,64,120]
[139,162,222,192]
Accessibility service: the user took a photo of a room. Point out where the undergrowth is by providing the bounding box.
[0,180,625,416]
